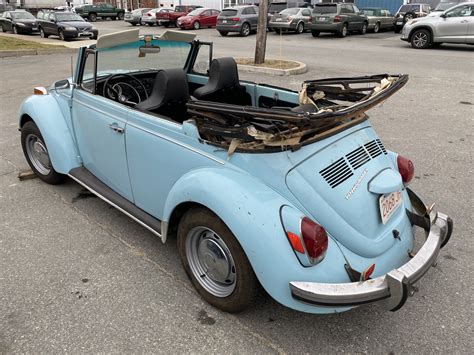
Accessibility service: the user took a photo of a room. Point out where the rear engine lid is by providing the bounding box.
[286,128,405,258]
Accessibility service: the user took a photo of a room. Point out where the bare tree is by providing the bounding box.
[254,0,269,64]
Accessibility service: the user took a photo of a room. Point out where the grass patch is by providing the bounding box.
[0,36,63,51]
[235,58,301,70]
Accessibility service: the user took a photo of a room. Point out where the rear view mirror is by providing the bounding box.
[138,44,160,58]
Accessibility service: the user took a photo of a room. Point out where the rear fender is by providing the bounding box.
[19,94,81,174]
[162,168,349,313]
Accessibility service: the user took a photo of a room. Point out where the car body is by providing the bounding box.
[124,8,152,26]
[18,29,453,314]
[311,2,369,37]
[177,8,220,30]
[360,7,394,33]
[36,11,98,41]
[141,8,168,26]
[0,10,38,34]
[401,2,474,48]
[268,7,312,34]
[74,2,125,22]
[156,5,202,28]
[267,1,312,28]
[216,5,259,36]
[393,3,430,33]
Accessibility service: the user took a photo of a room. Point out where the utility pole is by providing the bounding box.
[254,0,269,65]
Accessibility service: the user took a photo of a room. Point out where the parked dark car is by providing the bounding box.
[216,5,259,37]
[74,2,125,22]
[311,3,368,37]
[37,11,98,41]
[0,10,38,34]
[360,8,394,33]
[124,8,152,26]
[268,7,312,34]
[393,3,431,33]
[177,8,221,30]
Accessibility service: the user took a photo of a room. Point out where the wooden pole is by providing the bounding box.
[254,0,269,65]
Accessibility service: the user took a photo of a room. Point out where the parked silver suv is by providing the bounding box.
[311,2,369,37]
[216,5,258,37]
[401,2,474,48]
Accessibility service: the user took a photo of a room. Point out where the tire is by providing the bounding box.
[411,29,431,49]
[193,21,200,30]
[374,22,380,33]
[174,19,179,27]
[58,29,66,41]
[404,13,414,23]
[240,22,250,37]
[88,13,97,22]
[274,28,281,34]
[338,23,348,37]
[177,207,259,313]
[296,21,304,34]
[118,12,124,21]
[39,27,49,38]
[311,30,320,37]
[218,31,228,36]
[360,21,368,35]
[12,26,18,34]
[21,121,65,185]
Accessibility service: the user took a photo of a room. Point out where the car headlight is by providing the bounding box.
[17,22,26,27]
[64,26,77,31]
[90,27,97,31]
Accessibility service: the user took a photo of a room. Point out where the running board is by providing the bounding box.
[68,167,163,240]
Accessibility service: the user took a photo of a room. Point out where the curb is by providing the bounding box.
[236,59,307,76]
[0,48,77,58]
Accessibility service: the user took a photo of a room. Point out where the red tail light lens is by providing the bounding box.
[301,217,328,263]
[333,15,342,23]
[230,17,240,21]
[397,155,414,184]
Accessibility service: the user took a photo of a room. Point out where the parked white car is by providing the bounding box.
[141,8,172,26]
[401,2,474,48]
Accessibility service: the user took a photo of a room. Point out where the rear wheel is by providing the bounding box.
[240,22,250,37]
[374,22,380,33]
[174,19,179,27]
[177,207,259,313]
[39,27,48,38]
[411,29,431,49]
[118,12,124,20]
[193,21,200,30]
[338,23,348,37]
[360,21,368,35]
[296,21,304,34]
[21,121,65,185]
[218,31,228,36]
[311,30,320,37]
[88,13,97,22]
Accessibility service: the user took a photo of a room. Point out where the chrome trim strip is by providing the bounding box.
[68,173,162,238]
[126,121,225,165]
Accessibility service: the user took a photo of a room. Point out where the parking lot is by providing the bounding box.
[1,19,473,353]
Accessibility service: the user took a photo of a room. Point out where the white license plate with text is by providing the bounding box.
[379,191,402,224]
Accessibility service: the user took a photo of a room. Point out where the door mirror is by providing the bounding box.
[54,79,70,90]
[440,13,446,18]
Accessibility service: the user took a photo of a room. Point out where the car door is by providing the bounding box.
[249,6,259,29]
[46,13,57,35]
[2,12,13,32]
[71,49,134,201]
[352,4,365,30]
[436,4,472,42]
[201,10,212,27]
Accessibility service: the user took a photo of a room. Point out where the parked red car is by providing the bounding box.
[177,8,221,30]
[156,5,202,28]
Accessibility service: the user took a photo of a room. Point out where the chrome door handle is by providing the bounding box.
[109,123,124,133]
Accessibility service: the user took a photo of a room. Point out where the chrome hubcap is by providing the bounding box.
[413,32,427,47]
[243,24,249,35]
[186,226,236,297]
[25,134,51,175]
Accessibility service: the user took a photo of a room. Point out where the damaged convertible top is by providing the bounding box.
[188,74,408,153]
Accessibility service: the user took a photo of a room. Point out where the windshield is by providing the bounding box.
[187,9,204,16]
[56,13,84,21]
[92,39,191,80]
[175,6,186,12]
[280,8,299,15]
[435,2,457,11]
[12,12,35,20]
[313,5,337,14]
[399,5,419,13]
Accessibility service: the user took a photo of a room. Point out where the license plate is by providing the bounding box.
[396,21,403,25]
[32,27,37,30]
[276,18,282,21]
[222,20,227,23]
[319,17,327,22]
[379,191,402,224]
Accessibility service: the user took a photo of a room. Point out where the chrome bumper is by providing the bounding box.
[290,192,453,311]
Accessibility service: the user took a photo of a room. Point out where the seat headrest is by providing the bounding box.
[208,57,240,90]
[153,68,189,104]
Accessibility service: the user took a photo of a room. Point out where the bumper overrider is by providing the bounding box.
[290,189,453,311]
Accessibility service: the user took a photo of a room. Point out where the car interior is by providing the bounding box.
[90,57,300,124]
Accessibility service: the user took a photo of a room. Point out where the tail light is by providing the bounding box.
[333,15,342,23]
[230,17,240,22]
[397,154,414,184]
[287,16,293,21]
[286,217,328,265]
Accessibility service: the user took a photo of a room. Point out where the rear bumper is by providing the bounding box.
[311,23,341,32]
[268,22,296,30]
[216,24,242,32]
[290,191,453,311]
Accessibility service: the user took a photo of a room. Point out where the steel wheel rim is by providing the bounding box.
[297,23,303,33]
[25,134,51,175]
[13,26,17,34]
[242,24,249,36]
[362,24,367,34]
[186,226,236,297]
[59,31,64,40]
[413,32,427,47]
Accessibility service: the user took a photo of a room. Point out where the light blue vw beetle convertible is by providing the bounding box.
[19,29,453,314]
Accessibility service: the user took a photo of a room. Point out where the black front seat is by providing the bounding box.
[135,69,189,121]
[193,57,251,105]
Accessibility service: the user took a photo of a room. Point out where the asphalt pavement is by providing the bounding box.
[0,21,473,353]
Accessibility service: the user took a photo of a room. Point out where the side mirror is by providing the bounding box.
[440,13,446,18]
[54,79,70,90]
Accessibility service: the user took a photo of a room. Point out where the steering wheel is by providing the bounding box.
[103,73,148,106]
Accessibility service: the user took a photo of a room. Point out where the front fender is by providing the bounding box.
[163,168,350,313]
[19,94,80,174]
